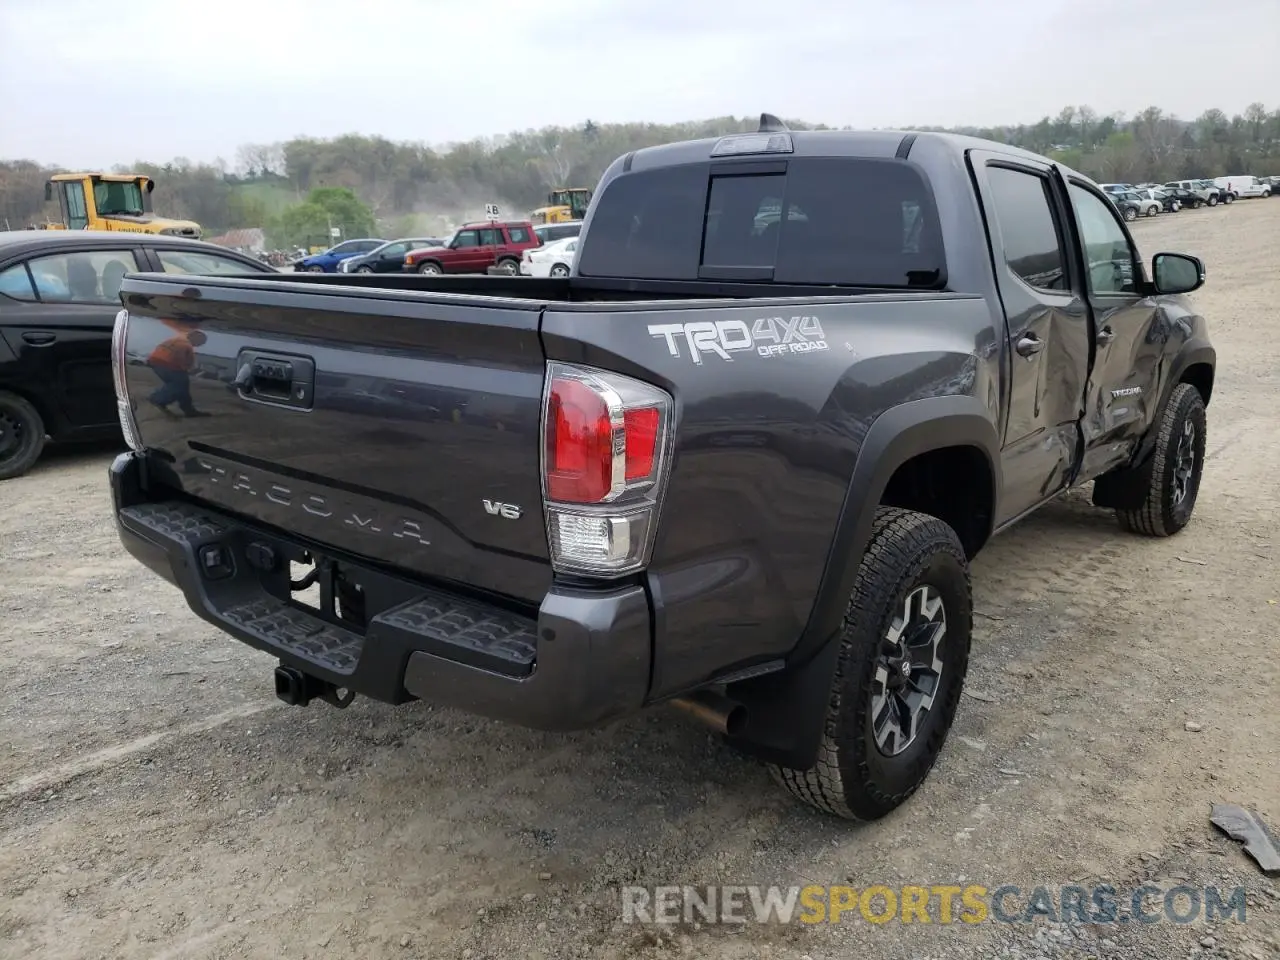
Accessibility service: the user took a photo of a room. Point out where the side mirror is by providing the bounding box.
[1151,253,1205,295]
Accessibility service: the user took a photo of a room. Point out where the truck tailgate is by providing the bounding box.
[117,275,552,605]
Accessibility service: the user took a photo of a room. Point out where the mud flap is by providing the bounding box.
[1090,450,1156,510]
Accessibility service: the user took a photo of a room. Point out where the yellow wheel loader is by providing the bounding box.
[31,173,201,239]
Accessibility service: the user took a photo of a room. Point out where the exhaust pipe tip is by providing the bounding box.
[670,690,747,738]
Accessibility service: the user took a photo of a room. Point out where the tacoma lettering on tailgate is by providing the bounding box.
[193,457,431,545]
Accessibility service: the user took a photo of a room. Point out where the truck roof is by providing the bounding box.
[623,128,1074,174]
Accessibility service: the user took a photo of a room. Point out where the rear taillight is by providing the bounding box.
[540,362,673,576]
[111,309,142,452]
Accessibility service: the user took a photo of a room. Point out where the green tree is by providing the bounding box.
[269,186,375,249]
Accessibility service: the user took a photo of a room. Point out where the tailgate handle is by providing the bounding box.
[235,350,315,410]
[253,358,293,384]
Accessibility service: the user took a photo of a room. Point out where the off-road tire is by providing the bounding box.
[0,391,46,480]
[495,258,520,276]
[769,507,972,821]
[1116,382,1207,536]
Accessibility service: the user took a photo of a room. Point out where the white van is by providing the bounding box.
[1214,176,1272,199]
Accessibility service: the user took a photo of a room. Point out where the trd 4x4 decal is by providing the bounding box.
[648,316,829,364]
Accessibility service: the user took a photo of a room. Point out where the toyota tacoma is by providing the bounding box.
[107,116,1215,821]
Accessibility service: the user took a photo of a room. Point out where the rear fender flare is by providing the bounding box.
[725,395,1000,769]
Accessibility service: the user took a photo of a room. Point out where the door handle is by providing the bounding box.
[1097,326,1115,346]
[1015,334,1045,357]
[21,331,56,346]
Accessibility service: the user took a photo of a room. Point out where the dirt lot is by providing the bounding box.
[2,201,1278,960]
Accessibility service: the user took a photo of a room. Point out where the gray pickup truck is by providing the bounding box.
[108,116,1215,821]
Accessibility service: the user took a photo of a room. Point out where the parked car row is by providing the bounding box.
[289,218,586,277]
[1098,175,1273,222]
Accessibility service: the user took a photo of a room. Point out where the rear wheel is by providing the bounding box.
[0,391,46,481]
[549,263,570,278]
[1116,383,1207,537]
[495,258,520,276]
[769,507,971,821]
[355,265,373,274]
[1192,199,1203,209]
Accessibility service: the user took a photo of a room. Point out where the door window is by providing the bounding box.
[0,263,37,301]
[63,182,89,229]
[1068,184,1139,295]
[983,166,1068,292]
[479,228,502,246]
[155,248,260,275]
[22,250,143,303]
[452,230,480,248]
[380,242,407,256]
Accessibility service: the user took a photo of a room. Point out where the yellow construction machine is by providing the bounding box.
[529,187,592,225]
[32,173,202,238]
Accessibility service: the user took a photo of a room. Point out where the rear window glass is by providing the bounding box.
[576,157,944,287]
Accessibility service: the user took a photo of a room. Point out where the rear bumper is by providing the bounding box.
[109,452,652,730]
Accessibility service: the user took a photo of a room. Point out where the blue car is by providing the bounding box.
[294,238,385,273]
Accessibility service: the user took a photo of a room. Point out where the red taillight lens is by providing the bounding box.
[623,407,659,481]
[546,376,613,503]
[541,362,673,576]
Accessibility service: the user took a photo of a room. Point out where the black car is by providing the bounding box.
[338,237,444,274]
[0,230,274,479]
[1164,185,1206,209]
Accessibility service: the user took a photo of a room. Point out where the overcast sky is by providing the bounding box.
[1,0,1277,169]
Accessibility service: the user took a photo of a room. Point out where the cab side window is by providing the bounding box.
[1069,184,1139,295]
[984,166,1068,292]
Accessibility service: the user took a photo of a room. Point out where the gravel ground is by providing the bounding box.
[1,200,1278,960]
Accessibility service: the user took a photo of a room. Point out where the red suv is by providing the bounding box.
[403,221,541,276]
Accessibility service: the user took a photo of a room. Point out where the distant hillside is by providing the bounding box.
[2,104,1276,239]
